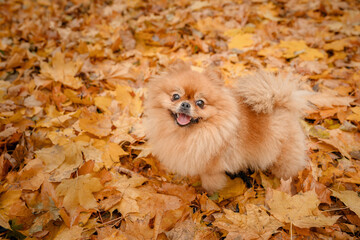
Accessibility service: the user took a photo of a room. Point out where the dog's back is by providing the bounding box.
[235,71,308,116]
[229,71,308,179]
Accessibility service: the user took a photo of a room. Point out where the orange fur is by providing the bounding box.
[144,63,307,192]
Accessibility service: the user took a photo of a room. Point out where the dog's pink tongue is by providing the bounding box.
[177,113,191,125]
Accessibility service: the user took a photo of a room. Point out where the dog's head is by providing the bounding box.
[146,60,228,128]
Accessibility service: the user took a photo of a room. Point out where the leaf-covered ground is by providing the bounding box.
[1,0,360,239]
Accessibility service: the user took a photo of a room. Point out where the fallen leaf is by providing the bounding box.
[332,190,360,217]
[213,204,283,240]
[228,33,254,50]
[56,174,103,216]
[18,158,45,190]
[323,37,357,51]
[115,85,132,109]
[346,106,360,122]
[36,145,65,173]
[218,178,247,201]
[79,109,112,137]
[40,52,83,89]
[307,93,354,108]
[53,225,83,240]
[94,96,112,114]
[92,141,128,170]
[267,189,340,228]
[321,129,360,159]
[278,40,325,60]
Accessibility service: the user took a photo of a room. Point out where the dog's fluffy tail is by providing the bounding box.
[236,71,308,115]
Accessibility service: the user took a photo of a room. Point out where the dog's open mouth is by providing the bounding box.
[176,113,191,126]
[170,111,200,127]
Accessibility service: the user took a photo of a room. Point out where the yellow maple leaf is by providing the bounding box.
[36,145,66,172]
[40,51,83,89]
[0,190,22,229]
[267,189,340,228]
[81,144,103,171]
[256,2,281,21]
[278,40,325,60]
[323,37,357,51]
[257,45,283,58]
[92,140,128,169]
[94,96,112,114]
[110,174,148,216]
[278,40,308,58]
[53,225,83,240]
[64,89,94,105]
[320,129,360,159]
[18,158,45,190]
[346,106,360,122]
[36,142,84,181]
[213,204,283,239]
[218,178,246,201]
[56,174,103,214]
[115,85,132,109]
[130,93,143,117]
[300,48,325,61]
[46,129,75,145]
[228,33,254,50]
[79,109,112,137]
[332,190,360,217]
[102,142,128,169]
[196,17,226,33]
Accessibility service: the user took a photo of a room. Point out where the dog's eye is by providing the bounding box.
[172,93,180,101]
[196,100,204,108]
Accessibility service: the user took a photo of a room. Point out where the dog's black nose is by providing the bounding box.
[180,102,191,109]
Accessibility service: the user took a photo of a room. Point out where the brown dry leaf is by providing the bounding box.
[256,2,281,21]
[213,204,283,240]
[94,96,113,114]
[36,145,65,173]
[332,190,360,217]
[228,33,254,50]
[110,174,148,216]
[115,85,132,109]
[29,211,61,236]
[277,40,325,60]
[81,144,104,171]
[37,142,84,182]
[199,194,221,212]
[0,190,22,229]
[92,141,128,170]
[79,109,112,138]
[346,106,360,122]
[56,174,103,216]
[53,225,83,240]
[266,189,340,228]
[323,37,358,51]
[40,52,83,89]
[121,214,154,239]
[165,218,197,240]
[97,226,127,240]
[64,89,94,105]
[307,93,354,108]
[321,129,360,159]
[218,178,247,201]
[18,158,45,190]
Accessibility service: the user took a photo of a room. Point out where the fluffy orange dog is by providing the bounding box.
[144,61,307,192]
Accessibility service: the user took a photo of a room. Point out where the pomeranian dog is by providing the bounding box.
[144,60,307,192]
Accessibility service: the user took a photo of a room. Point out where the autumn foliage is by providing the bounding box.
[0,0,360,239]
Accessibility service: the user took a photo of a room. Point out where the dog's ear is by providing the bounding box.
[168,59,191,73]
[203,67,224,86]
